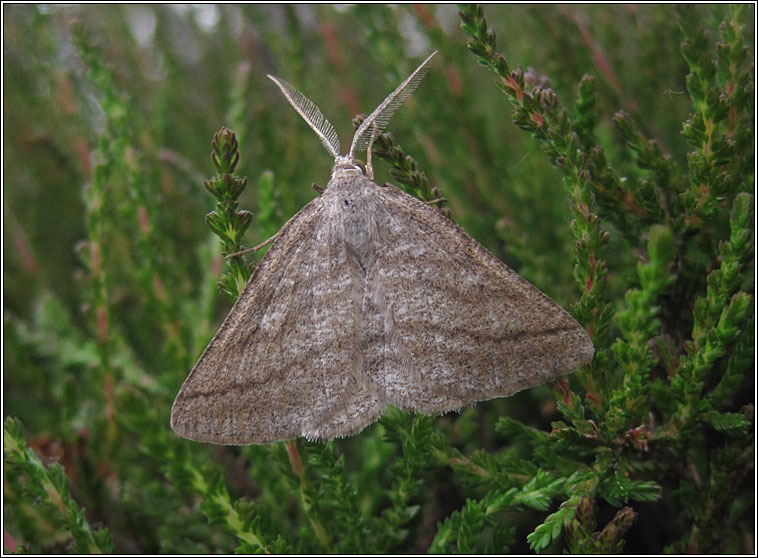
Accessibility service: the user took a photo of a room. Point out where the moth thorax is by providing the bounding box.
[332,155,366,179]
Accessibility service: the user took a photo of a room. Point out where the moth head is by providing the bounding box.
[332,155,367,178]
[267,51,437,183]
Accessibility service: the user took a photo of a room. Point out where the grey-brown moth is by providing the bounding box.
[171,51,595,444]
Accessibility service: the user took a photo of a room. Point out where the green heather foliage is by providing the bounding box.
[3,4,754,554]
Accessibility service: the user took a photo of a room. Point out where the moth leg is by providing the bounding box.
[424,197,447,205]
[365,122,379,181]
[226,232,280,259]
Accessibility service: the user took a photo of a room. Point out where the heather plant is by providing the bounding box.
[3,4,753,554]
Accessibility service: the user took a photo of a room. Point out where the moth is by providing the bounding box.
[171,51,594,444]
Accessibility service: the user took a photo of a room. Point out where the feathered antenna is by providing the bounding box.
[267,75,341,158]
[349,51,437,159]
[268,51,436,178]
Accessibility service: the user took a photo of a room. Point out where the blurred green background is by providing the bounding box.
[3,4,753,554]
